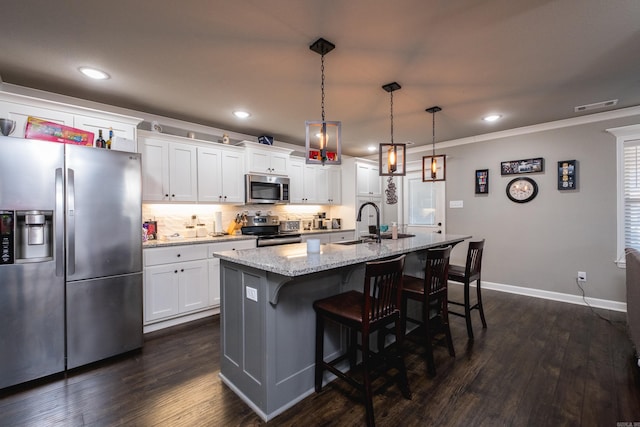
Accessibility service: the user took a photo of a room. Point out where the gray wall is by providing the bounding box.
[408,115,640,303]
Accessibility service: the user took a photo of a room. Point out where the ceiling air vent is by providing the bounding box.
[574,99,618,113]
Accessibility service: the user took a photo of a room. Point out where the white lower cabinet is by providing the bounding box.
[300,231,355,244]
[143,239,256,330]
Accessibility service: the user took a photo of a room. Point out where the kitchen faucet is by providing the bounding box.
[356,202,381,243]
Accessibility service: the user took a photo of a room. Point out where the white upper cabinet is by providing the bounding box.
[288,157,305,203]
[288,158,342,205]
[326,165,342,205]
[240,141,292,175]
[356,161,382,197]
[139,131,197,202]
[197,145,245,203]
[0,91,141,150]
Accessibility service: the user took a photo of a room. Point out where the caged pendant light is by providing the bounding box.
[423,106,446,182]
[379,82,406,176]
[305,38,341,165]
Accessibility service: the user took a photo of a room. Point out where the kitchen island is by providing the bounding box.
[214,233,470,421]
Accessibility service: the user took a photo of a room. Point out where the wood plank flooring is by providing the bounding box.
[1,286,639,426]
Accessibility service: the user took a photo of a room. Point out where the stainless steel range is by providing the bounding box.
[241,215,302,247]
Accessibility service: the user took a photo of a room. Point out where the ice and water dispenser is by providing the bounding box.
[0,210,53,264]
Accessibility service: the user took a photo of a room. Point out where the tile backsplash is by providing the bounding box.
[142,203,341,237]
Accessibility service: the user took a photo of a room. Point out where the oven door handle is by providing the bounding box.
[257,236,302,247]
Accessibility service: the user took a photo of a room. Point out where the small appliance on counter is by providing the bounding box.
[332,218,341,229]
[313,212,327,230]
[280,220,301,233]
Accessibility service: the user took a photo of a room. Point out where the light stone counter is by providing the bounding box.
[142,234,256,248]
[214,232,469,277]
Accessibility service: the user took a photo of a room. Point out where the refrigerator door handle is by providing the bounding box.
[67,168,75,275]
[55,168,64,276]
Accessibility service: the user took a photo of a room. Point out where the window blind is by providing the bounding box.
[624,140,640,250]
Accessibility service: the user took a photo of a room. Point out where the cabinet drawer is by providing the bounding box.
[207,239,256,257]
[144,245,208,266]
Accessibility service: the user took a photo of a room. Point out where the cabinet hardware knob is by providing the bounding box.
[181,269,184,272]
[174,270,178,273]
[177,254,181,257]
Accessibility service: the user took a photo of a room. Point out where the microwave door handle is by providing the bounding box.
[55,168,64,277]
[67,168,75,275]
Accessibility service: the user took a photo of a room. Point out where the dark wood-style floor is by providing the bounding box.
[1,286,639,426]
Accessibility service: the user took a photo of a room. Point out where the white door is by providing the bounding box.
[403,171,445,234]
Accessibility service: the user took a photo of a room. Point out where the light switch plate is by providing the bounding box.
[246,287,258,302]
[449,200,464,208]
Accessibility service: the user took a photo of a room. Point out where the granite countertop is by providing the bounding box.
[142,229,355,248]
[143,234,256,248]
[214,233,471,277]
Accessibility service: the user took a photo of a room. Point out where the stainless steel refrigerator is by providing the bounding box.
[0,136,143,389]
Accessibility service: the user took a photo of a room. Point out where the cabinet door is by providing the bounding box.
[269,152,289,175]
[1,103,75,139]
[368,164,382,197]
[330,231,354,242]
[288,158,304,203]
[208,257,221,307]
[169,143,198,202]
[144,264,180,322]
[140,138,170,201]
[247,149,271,174]
[197,146,223,202]
[303,164,318,203]
[178,260,209,313]
[220,149,245,203]
[315,167,329,204]
[74,114,137,148]
[327,166,342,205]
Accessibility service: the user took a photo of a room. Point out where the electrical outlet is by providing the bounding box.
[577,271,587,282]
[246,287,258,302]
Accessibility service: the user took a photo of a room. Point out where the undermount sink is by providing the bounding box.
[335,234,416,245]
[381,233,415,239]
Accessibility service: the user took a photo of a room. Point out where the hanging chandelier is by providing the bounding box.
[423,106,446,181]
[305,38,341,166]
[379,82,406,176]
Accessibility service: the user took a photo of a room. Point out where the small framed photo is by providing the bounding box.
[422,155,446,181]
[500,157,544,175]
[558,160,577,190]
[475,169,489,194]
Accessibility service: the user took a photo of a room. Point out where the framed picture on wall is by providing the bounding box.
[500,157,544,175]
[475,169,489,194]
[557,160,577,190]
[422,155,446,181]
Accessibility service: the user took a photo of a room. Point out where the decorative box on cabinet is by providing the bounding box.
[138,131,198,202]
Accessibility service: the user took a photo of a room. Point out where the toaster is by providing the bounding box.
[279,220,301,232]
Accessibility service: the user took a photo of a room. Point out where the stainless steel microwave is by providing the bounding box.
[245,174,290,204]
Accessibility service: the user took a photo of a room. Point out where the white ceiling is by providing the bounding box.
[1,0,639,156]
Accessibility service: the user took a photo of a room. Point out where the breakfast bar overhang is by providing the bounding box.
[214,233,470,421]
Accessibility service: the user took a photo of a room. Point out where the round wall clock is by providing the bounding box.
[506,177,538,203]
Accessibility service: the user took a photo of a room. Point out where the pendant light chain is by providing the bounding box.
[390,90,394,145]
[432,111,436,157]
[321,54,326,122]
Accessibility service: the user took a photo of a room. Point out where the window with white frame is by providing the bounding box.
[609,124,640,266]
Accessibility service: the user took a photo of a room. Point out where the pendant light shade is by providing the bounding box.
[423,106,446,182]
[306,38,341,165]
[379,82,406,176]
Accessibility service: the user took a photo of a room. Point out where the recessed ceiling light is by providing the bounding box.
[482,114,502,122]
[78,67,110,80]
[233,111,251,119]
[367,145,377,152]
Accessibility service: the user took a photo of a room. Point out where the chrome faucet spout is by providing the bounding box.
[356,202,381,243]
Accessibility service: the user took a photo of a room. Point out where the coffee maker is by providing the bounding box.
[312,212,327,230]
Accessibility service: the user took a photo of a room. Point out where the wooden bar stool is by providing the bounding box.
[448,239,487,340]
[401,246,454,377]
[313,255,411,427]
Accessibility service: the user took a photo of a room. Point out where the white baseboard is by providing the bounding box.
[143,306,220,334]
[455,281,627,313]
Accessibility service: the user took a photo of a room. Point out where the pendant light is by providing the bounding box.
[423,106,446,181]
[379,82,406,176]
[305,38,341,165]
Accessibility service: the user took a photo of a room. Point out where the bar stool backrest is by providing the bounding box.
[363,255,406,329]
[465,239,485,279]
[425,246,452,299]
